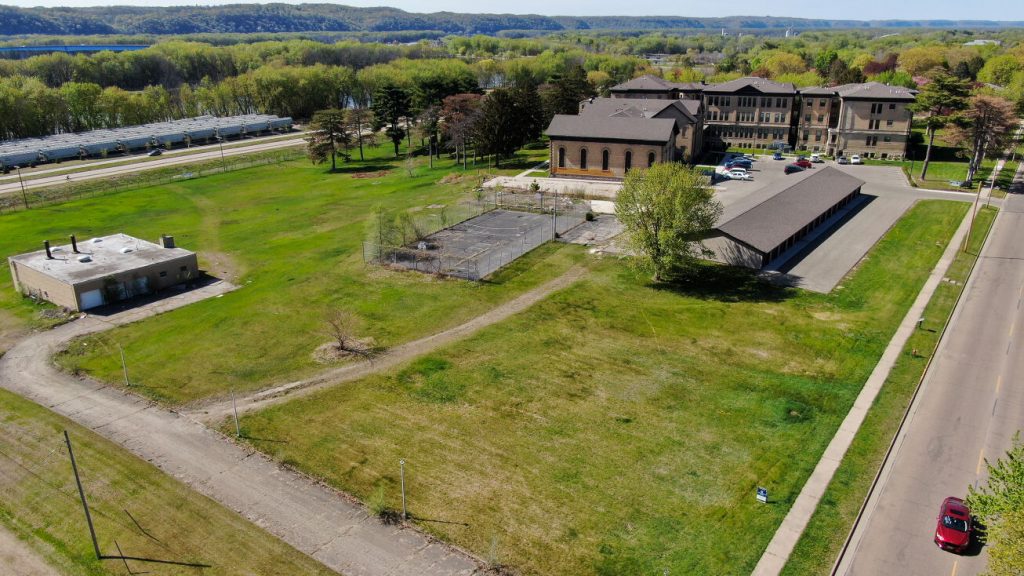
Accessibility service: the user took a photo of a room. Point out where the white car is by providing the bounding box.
[810,153,823,163]
[850,155,863,165]
[728,168,753,181]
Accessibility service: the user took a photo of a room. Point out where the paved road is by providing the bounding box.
[0,282,480,576]
[0,135,305,197]
[838,186,1024,574]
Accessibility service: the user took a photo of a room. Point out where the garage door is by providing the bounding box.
[79,289,104,310]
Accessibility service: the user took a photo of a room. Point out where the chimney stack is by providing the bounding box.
[44,240,52,259]
[159,234,176,249]
[70,234,79,253]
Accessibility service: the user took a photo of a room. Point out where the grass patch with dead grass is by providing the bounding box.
[233,200,967,575]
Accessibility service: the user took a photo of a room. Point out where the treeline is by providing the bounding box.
[0,40,447,90]
[1,4,1021,37]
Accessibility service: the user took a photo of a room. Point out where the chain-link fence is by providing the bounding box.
[364,191,589,280]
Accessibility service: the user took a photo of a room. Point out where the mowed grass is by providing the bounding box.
[0,387,334,576]
[781,205,997,576]
[0,145,574,405]
[233,200,968,575]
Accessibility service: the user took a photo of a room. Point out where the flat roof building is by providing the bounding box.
[704,167,866,269]
[8,233,199,311]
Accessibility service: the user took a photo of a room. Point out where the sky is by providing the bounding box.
[4,0,1023,22]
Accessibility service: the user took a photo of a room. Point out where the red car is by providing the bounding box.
[934,497,972,553]
[793,158,813,169]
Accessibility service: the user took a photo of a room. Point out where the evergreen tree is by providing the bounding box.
[371,84,412,157]
[306,108,351,172]
[910,71,970,179]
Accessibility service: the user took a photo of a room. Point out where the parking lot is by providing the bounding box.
[712,154,972,292]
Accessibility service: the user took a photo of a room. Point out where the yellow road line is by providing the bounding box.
[951,560,959,576]
[997,375,1003,394]
[977,450,985,475]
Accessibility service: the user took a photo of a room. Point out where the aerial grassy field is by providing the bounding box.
[0,387,334,576]
[781,205,997,576]
[0,145,575,404]
[232,200,968,575]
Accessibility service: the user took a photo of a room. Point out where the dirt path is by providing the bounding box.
[0,267,587,576]
[188,265,588,423]
[0,524,58,576]
[0,280,480,576]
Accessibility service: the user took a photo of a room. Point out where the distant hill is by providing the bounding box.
[0,4,1020,36]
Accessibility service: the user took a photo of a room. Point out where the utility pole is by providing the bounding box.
[231,388,241,437]
[14,165,29,210]
[64,430,101,560]
[399,459,407,520]
[118,344,130,387]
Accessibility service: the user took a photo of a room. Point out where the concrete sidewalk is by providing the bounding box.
[751,205,973,575]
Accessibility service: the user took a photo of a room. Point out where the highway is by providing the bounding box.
[838,174,1024,575]
[0,134,305,197]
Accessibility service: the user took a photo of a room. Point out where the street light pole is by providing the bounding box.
[14,165,29,209]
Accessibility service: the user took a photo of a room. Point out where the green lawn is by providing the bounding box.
[0,387,334,576]
[2,144,566,406]
[781,205,997,576]
[231,200,968,575]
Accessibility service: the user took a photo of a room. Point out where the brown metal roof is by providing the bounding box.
[578,97,699,125]
[610,75,676,92]
[545,114,677,144]
[834,82,916,101]
[715,167,865,253]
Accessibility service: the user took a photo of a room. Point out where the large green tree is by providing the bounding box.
[472,82,543,168]
[371,84,412,157]
[540,64,593,123]
[947,94,1017,184]
[615,163,723,281]
[910,70,970,179]
[967,435,1024,576]
[306,108,351,171]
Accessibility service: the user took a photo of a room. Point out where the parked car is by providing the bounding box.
[728,168,753,180]
[726,159,753,170]
[837,156,850,165]
[810,153,823,163]
[784,164,805,175]
[934,497,972,553]
[851,154,863,165]
[794,158,813,169]
[147,149,163,157]
[773,151,784,160]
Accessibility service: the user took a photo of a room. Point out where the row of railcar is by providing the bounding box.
[0,114,293,169]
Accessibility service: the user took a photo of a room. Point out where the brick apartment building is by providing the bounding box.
[702,77,799,151]
[798,83,915,159]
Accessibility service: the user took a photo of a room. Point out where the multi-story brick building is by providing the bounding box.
[797,82,916,160]
[702,77,799,151]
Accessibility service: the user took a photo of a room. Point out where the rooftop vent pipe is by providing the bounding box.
[44,240,52,259]
[70,234,79,254]
[160,234,176,249]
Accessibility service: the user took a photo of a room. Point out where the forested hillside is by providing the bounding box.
[0,4,1021,37]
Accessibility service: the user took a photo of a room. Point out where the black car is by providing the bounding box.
[148,149,163,157]
[784,164,805,175]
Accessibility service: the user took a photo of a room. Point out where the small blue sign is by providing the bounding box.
[757,487,768,503]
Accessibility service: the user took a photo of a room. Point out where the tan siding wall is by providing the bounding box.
[9,262,79,310]
[703,235,764,269]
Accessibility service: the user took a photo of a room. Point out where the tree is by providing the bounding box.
[323,309,371,358]
[540,64,593,124]
[898,46,946,76]
[371,84,412,157]
[441,92,482,169]
[473,82,543,168]
[615,163,723,281]
[910,71,969,179]
[978,54,1024,87]
[306,108,351,171]
[967,434,1024,576]
[828,58,864,86]
[347,106,375,162]
[946,95,1017,184]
